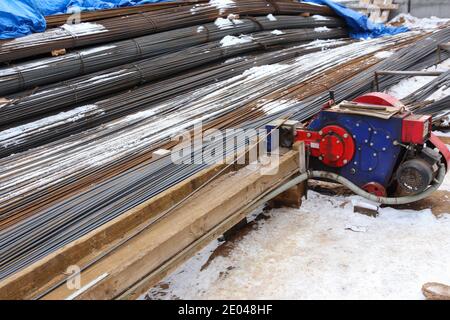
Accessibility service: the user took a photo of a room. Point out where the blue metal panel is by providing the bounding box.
[308,110,404,188]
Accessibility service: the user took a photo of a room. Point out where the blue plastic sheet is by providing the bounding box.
[303,0,408,39]
[0,0,172,40]
[0,1,46,40]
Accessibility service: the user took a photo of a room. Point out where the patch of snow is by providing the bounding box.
[426,85,450,102]
[374,50,394,59]
[146,191,450,300]
[260,99,297,115]
[312,15,330,21]
[197,26,205,33]
[390,14,450,31]
[271,30,285,36]
[214,17,242,29]
[209,0,235,15]
[267,14,277,21]
[386,58,450,100]
[61,22,107,36]
[80,45,116,55]
[220,35,253,47]
[209,0,234,9]
[314,26,331,33]
[0,105,102,147]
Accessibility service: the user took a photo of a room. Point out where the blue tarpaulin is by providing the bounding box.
[303,0,408,39]
[0,0,172,40]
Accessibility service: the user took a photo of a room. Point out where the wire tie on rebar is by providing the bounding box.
[61,25,80,48]
[76,52,86,75]
[139,12,158,31]
[243,16,264,32]
[131,39,144,59]
[63,80,80,104]
[132,63,146,84]
[12,66,26,92]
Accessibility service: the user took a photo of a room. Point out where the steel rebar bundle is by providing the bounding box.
[0,27,347,126]
[0,15,344,96]
[45,0,208,28]
[0,0,333,63]
[0,33,420,280]
[0,40,349,158]
[401,71,450,123]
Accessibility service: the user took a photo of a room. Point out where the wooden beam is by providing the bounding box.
[40,150,300,300]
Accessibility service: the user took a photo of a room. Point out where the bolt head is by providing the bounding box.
[306,133,311,138]
[343,159,348,164]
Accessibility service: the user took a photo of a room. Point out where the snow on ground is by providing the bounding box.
[146,147,450,300]
[389,14,449,31]
[386,58,450,100]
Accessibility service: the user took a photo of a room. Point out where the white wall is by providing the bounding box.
[393,0,450,18]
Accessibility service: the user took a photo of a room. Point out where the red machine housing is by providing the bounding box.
[402,114,432,145]
[292,92,449,197]
[296,125,355,168]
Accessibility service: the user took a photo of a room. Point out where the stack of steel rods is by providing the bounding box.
[401,71,450,123]
[0,0,334,63]
[0,34,423,279]
[0,15,344,96]
[0,40,350,157]
[45,0,208,27]
[284,28,450,123]
[0,27,347,125]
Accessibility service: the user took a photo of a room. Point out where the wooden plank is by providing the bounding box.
[41,150,301,300]
[374,0,393,23]
[0,161,232,300]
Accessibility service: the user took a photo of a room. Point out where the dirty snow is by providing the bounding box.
[146,186,450,300]
[386,58,450,100]
[390,14,450,30]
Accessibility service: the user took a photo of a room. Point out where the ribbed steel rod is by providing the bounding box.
[0,27,347,126]
[0,0,334,63]
[0,15,344,96]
